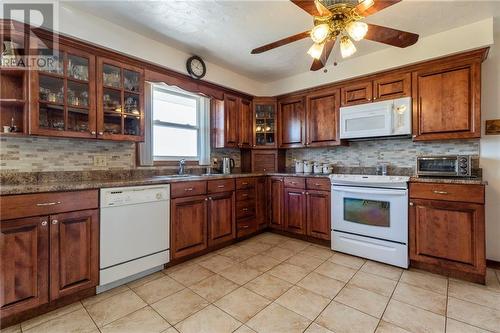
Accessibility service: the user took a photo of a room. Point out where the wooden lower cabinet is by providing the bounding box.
[1,216,49,319]
[49,209,99,300]
[268,177,284,230]
[306,190,331,240]
[171,195,208,259]
[284,188,306,235]
[208,192,235,246]
[409,183,486,283]
[256,177,267,229]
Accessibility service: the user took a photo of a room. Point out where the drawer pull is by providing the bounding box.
[217,185,225,188]
[314,183,322,186]
[242,208,249,212]
[242,194,249,197]
[241,182,248,185]
[36,201,61,207]
[240,225,250,229]
[433,190,448,195]
[291,182,297,184]
[184,188,194,191]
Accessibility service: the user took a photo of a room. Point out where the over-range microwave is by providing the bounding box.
[340,97,412,140]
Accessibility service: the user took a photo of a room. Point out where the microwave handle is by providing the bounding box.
[334,187,407,196]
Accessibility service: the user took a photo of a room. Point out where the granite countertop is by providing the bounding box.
[0,172,332,196]
[410,176,487,186]
[1,171,486,196]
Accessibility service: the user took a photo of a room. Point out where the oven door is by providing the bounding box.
[332,185,408,243]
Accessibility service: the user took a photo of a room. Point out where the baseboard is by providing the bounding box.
[486,259,500,270]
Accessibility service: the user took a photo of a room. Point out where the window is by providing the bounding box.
[149,85,210,163]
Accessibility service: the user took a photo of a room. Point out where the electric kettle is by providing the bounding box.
[222,157,235,174]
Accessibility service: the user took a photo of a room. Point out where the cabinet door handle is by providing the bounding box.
[302,192,305,194]
[91,130,96,135]
[242,208,249,212]
[409,202,414,206]
[184,188,194,191]
[217,185,225,188]
[98,131,104,136]
[205,198,208,201]
[41,220,48,226]
[36,201,61,207]
[208,197,212,200]
[433,190,448,195]
[51,219,58,225]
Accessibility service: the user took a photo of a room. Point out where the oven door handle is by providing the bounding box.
[333,187,407,196]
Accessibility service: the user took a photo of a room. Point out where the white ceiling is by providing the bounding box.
[68,0,500,82]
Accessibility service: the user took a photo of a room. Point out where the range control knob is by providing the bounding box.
[156,193,163,200]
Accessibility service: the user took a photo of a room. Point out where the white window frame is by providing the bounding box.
[142,83,210,165]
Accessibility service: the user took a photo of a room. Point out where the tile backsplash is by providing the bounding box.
[0,136,479,174]
[286,138,480,171]
[0,136,240,173]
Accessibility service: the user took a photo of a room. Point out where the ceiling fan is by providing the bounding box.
[251,0,419,71]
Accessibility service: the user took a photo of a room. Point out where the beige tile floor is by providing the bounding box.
[5,232,500,333]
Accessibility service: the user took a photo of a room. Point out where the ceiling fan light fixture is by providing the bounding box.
[310,23,330,44]
[307,42,325,59]
[340,36,356,58]
[346,21,368,41]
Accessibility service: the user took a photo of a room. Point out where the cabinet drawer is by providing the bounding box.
[410,182,484,204]
[236,189,256,202]
[0,190,98,220]
[284,177,305,189]
[237,218,258,237]
[236,177,256,190]
[306,178,331,191]
[171,181,207,198]
[208,179,235,194]
[236,200,256,219]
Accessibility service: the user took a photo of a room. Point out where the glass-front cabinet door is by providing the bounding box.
[253,97,277,148]
[97,57,144,141]
[30,41,96,138]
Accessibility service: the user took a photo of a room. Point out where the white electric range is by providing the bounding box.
[329,174,410,268]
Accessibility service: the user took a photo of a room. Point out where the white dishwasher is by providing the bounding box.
[99,184,170,292]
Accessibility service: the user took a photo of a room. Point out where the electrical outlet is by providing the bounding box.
[93,155,107,167]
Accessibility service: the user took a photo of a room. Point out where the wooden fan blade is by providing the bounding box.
[291,0,331,17]
[365,24,419,48]
[355,0,401,17]
[310,38,336,71]
[251,31,311,54]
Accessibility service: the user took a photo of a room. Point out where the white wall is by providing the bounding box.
[263,18,494,95]
[57,4,263,95]
[481,17,500,262]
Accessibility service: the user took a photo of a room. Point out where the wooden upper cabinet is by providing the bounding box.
[373,72,411,102]
[306,89,341,147]
[239,98,253,148]
[171,195,208,259]
[96,57,145,142]
[1,216,49,319]
[253,98,277,149]
[29,40,97,139]
[212,94,239,148]
[341,81,373,106]
[412,61,481,141]
[306,190,331,240]
[278,97,305,148]
[207,192,235,247]
[49,209,99,300]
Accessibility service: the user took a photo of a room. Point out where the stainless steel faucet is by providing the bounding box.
[178,159,186,175]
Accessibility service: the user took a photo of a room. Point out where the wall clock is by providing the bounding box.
[186,55,206,79]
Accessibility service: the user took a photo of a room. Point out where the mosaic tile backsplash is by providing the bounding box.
[286,138,480,171]
[0,136,479,174]
[0,136,241,172]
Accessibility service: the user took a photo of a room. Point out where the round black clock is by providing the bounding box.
[186,55,206,79]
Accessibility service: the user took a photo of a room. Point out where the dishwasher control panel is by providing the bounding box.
[101,184,170,208]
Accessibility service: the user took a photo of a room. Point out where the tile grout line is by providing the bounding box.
[373,263,403,332]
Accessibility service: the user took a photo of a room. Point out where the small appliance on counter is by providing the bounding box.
[416,155,479,177]
[313,162,322,174]
[294,160,304,173]
[303,160,313,173]
[221,157,235,174]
